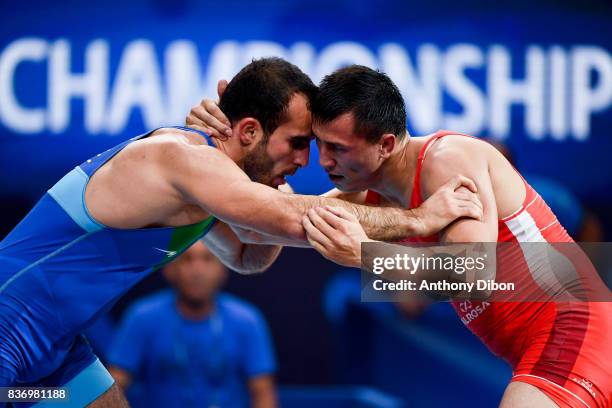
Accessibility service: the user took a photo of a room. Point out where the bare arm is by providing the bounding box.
[230,181,483,248]
[248,375,278,408]
[302,209,497,303]
[228,188,366,247]
[421,144,498,244]
[420,143,498,297]
[108,366,132,390]
[321,183,485,241]
[301,205,493,302]
[185,93,483,243]
[202,221,282,274]
[168,143,480,243]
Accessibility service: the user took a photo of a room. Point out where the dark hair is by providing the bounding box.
[219,57,318,136]
[311,65,406,143]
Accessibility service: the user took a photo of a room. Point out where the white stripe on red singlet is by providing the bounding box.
[504,206,568,299]
[512,374,591,408]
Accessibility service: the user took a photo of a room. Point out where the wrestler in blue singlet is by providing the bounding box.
[0,127,217,407]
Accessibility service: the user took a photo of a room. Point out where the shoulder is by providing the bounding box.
[115,127,222,170]
[218,293,267,327]
[149,130,246,187]
[421,135,491,184]
[144,128,222,166]
[425,134,490,166]
[122,290,175,322]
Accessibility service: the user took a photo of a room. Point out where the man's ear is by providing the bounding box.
[379,133,397,159]
[235,117,264,147]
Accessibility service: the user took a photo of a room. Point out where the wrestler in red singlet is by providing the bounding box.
[366,131,612,408]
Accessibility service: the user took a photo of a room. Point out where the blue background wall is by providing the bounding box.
[1,0,610,405]
[1,0,611,203]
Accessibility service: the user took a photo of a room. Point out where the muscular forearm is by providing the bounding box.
[336,201,423,241]
[207,182,423,243]
[284,194,424,241]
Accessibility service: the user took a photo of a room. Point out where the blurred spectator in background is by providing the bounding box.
[107,241,277,408]
[322,268,434,385]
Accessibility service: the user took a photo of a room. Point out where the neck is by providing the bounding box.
[176,296,215,320]
[208,136,246,168]
[370,133,422,208]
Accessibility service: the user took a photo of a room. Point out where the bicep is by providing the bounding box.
[183,156,280,226]
[439,185,498,243]
[171,146,299,235]
[422,154,498,243]
[423,161,498,292]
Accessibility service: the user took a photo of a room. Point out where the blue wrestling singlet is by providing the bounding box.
[0,127,217,407]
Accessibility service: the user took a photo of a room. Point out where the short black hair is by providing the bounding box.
[219,57,318,136]
[311,65,407,143]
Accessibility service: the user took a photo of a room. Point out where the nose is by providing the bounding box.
[318,144,336,171]
[293,145,310,168]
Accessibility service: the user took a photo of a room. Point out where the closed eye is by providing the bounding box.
[328,143,347,153]
[315,138,348,153]
[290,136,312,150]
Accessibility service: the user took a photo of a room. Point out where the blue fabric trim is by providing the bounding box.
[170,125,216,147]
[32,359,114,408]
[47,167,105,233]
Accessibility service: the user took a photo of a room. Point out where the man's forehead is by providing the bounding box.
[279,94,312,134]
[279,124,314,139]
[313,112,360,143]
[286,92,312,119]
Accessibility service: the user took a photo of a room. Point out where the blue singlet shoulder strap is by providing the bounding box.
[170,126,216,148]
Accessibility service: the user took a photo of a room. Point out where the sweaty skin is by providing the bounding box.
[84,127,483,273]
